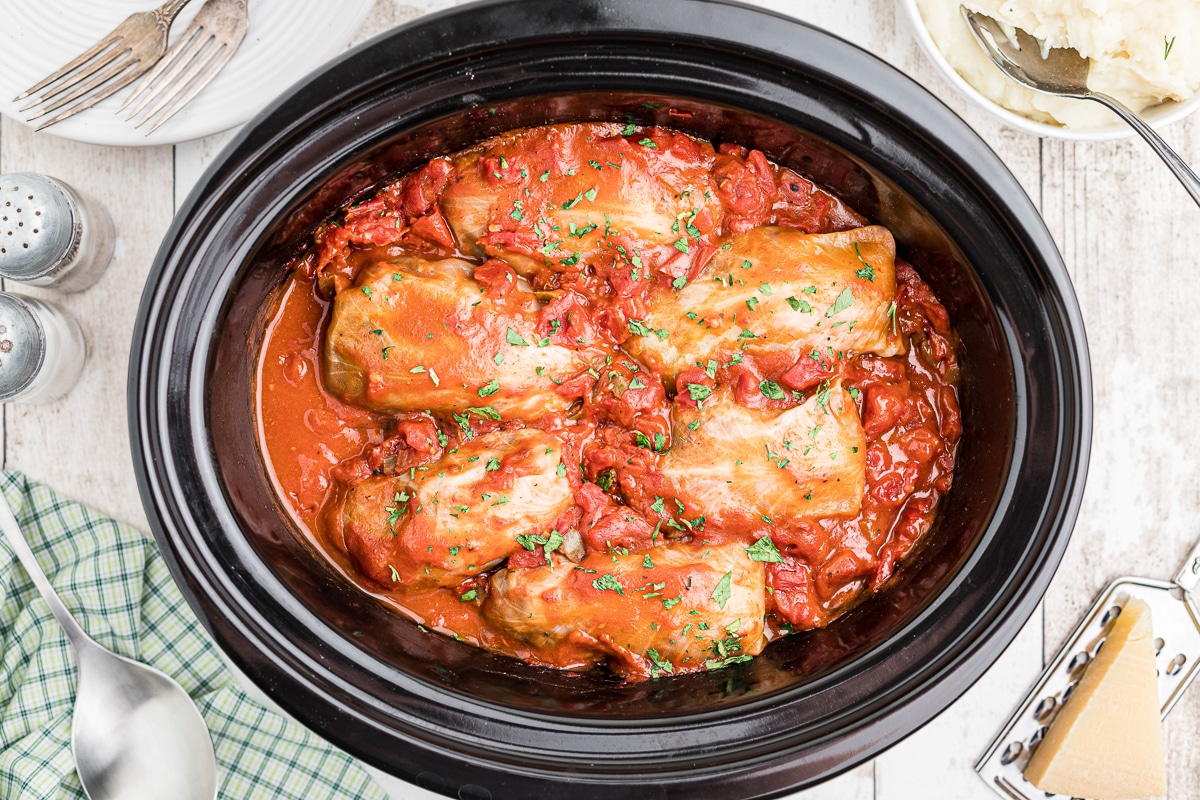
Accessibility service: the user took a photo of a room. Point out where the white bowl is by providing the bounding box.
[898,0,1200,140]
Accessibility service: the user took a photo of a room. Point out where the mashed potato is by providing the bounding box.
[916,0,1200,128]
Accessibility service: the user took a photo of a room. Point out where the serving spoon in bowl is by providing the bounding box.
[961,7,1200,207]
[0,492,218,800]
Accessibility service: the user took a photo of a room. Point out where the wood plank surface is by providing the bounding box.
[0,119,172,530]
[4,0,1200,798]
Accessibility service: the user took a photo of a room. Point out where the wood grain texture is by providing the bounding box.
[1041,112,1200,800]
[0,117,173,530]
[6,0,1200,797]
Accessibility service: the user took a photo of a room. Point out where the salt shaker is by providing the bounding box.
[0,173,114,292]
[0,293,86,404]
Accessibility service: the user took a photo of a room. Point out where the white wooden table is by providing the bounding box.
[3,1,1198,797]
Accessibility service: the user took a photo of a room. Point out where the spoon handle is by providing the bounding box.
[1091,92,1200,209]
[0,490,89,647]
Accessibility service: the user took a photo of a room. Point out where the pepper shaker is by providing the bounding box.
[0,293,86,404]
[0,173,114,292]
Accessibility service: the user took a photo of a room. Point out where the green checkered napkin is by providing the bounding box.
[0,471,388,800]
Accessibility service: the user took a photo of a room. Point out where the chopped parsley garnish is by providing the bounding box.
[477,379,500,397]
[584,187,598,202]
[651,496,665,515]
[746,297,759,311]
[429,367,440,386]
[673,237,689,254]
[787,296,812,313]
[628,318,668,340]
[672,275,688,290]
[745,536,784,563]
[559,251,581,266]
[1165,35,1177,59]
[852,242,875,281]
[467,405,501,420]
[592,574,624,594]
[741,260,753,270]
[759,380,785,400]
[662,597,681,610]
[539,170,550,182]
[825,287,854,318]
[887,301,898,334]
[562,191,584,210]
[629,376,647,389]
[556,462,567,478]
[646,648,673,678]
[621,122,636,136]
[638,137,657,148]
[459,589,478,602]
[485,457,500,472]
[643,554,654,568]
[388,565,400,582]
[710,571,733,610]
[381,346,394,359]
[361,286,373,297]
[686,383,712,402]
[759,283,773,295]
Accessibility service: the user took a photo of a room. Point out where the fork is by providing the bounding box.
[14,0,195,131]
[120,0,250,134]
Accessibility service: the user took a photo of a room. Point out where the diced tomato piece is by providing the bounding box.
[780,349,838,393]
[408,212,455,249]
[674,366,714,409]
[768,558,823,629]
[862,385,908,438]
[473,259,517,297]
[508,549,547,569]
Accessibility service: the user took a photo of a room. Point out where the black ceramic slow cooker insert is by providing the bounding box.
[130,1,1091,797]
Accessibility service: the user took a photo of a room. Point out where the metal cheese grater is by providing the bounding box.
[977,539,1200,799]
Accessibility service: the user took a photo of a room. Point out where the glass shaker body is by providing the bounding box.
[0,173,115,292]
[0,293,87,404]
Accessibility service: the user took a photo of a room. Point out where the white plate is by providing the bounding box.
[898,0,1200,141]
[0,0,375,146]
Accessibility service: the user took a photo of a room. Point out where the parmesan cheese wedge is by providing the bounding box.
[1024,598,1166,800]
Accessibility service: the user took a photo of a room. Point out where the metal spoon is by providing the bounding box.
[961,6,1200,207]
[0,492,217,800]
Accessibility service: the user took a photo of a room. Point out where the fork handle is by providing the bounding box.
[1091,92,1200,209]
[158,0,197,24]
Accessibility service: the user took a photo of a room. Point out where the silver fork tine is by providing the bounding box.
[121,0,249,133]
[122,28,207,116]
[16,0,195,130]
[30,60,144,129]
[19,45,126,111]
[27,54,141,119]
[34,69,144,131]
[142,42,234,133]
[13,32,125,101]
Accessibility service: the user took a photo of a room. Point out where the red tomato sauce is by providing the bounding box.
[256,123,961,677]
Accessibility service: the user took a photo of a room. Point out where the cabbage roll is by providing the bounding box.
[485,541,765,677]
[324,256,586,417]
[660,382,866,528]
[439,123,724,277]
[628,225,903,380]
[341,429,576,590]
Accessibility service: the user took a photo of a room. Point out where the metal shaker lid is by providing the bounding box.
[0,173,76,281]
[0,293,45,400]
